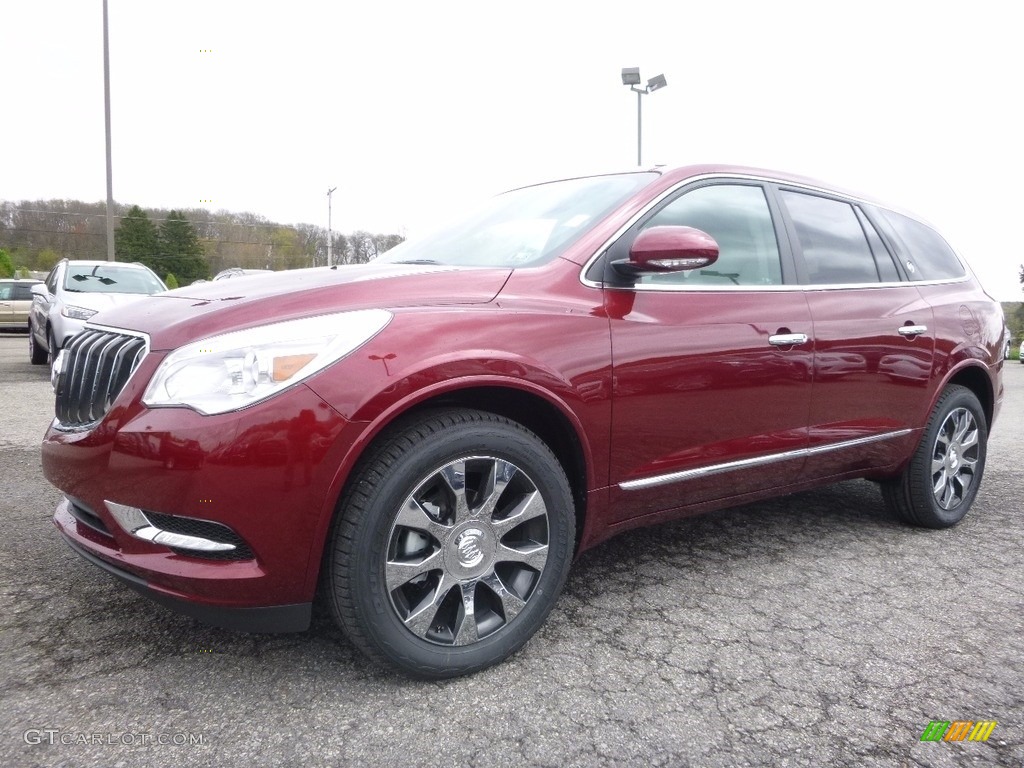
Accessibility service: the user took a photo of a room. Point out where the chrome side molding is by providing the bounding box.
[620,429,913,491]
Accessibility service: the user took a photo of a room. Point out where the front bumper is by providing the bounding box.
[44,381,360,628]
[57,518,311,632]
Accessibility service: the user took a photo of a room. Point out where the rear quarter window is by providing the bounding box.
[876,210,965,280]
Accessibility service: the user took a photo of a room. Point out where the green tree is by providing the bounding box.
[36,247,61,272]
[164,272,179,289]
[0,248,13,278]
[268,227,303,270]
[159,211,209,282]
[115,205,159,268]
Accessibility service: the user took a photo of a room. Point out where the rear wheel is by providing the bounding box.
[882,385,988,528]
[324,408,575,678]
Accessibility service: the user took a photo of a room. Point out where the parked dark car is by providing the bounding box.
[42,164,1004,678]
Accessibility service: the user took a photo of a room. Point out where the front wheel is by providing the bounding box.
[324,408,576,678]
[47,329,58,367]
[29,323,47,365]
[882,385,988,528]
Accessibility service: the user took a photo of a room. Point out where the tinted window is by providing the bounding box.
[13,284,37,300]
[375,172,658,268]
[781,191,879,285]
[856,208,900,282]
[637,184,782,287]
[879,210,965,280]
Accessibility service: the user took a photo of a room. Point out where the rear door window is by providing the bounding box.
[780,191,879,285]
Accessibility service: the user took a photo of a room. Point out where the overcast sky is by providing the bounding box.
[3,0,1021,299]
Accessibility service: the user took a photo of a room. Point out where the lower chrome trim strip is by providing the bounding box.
[619,429,913,491]
[105,500,237,553]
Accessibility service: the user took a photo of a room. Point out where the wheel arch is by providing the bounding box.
[941,362,995,430]
[308,378,596,601]
[396,385,590,549]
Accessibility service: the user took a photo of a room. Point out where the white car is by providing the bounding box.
[1020,340,1024,364]
[29,260,166,365]
[213,267,273,280]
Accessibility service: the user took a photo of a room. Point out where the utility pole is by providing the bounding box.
[326,186,337,267]
[103,0,115,260]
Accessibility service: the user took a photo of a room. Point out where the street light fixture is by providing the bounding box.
[621,67,668,167]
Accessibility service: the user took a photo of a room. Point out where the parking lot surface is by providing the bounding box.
[1,334,1021,767]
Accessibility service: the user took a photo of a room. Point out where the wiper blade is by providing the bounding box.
[392,259,441,265]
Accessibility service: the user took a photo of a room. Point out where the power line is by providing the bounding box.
[1,207,312,231]
[1,226,307,248]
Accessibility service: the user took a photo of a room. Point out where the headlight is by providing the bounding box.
[62,304,98,321]
[142,309,392,415]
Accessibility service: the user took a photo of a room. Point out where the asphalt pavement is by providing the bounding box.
[1,333,1021,767]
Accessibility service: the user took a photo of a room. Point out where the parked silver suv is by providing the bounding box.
[29,260,166,365]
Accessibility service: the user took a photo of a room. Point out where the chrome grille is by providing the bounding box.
[55,328,147,428]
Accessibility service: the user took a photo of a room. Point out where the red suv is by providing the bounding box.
[43,165,1005,678]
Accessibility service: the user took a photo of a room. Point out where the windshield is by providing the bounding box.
[375,172,658,268]
[63,264,166,294]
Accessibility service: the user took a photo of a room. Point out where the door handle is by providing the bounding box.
[768,333,809,347]
[898,325,927,337]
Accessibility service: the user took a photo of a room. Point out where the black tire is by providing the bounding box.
[324,408,575,679]
[882,385,988,528]
[47,329,57,367]
[28,323,47,365]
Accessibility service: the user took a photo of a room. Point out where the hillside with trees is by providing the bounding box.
[0,200,405,282]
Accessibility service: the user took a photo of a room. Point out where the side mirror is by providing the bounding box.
[613,226,719,277]
[30,283,48,298]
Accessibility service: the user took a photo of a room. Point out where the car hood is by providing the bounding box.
[62,291,155,314]
[87,263,513,351]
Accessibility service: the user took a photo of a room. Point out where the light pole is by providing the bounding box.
[326,186,337,267]
[103,0,115,260]
[621,68,667,167]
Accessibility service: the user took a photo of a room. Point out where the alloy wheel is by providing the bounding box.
[930,407,980,510]
[385,455,549,646]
